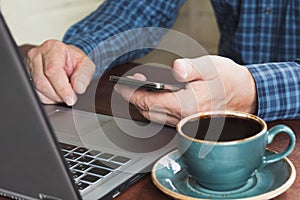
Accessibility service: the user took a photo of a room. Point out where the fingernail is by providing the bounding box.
[64,96,74,106]
[176,59,189,80]
[182,60,190,79]
[75,81,85,94]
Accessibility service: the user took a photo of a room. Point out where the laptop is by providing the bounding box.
[0,12,177,200]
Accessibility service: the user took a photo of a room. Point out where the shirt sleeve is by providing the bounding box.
[62,0,185,78]
[246,60,300,122]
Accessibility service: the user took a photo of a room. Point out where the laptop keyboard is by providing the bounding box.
[59,143,131,191]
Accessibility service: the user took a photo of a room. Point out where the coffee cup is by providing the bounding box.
[176,111,295,191]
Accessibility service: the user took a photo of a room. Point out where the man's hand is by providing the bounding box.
[25,39,95,105]
[114,55,257,126]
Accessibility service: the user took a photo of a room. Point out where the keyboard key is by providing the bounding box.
[78,156,93,163]
[88,150,101,157]
[81,174,101,183]
[74,147,89,154]
[111,156,131,164]
[74,164,90,172]
[72,170,83,179]
[88,167,111,177]
[65,153,81,160]
[77,182,89,191]
[98,153,114,160]
[91,160,120,170]
[60,143,77,151]
[66,160,78,168]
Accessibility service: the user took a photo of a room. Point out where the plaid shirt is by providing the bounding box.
[63,0,300,122]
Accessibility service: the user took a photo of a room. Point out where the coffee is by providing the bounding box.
[182,115,263,142]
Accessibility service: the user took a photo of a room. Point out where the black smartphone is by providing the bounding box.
[109,75,184,92]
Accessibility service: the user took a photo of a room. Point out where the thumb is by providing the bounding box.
[172,56,219,82]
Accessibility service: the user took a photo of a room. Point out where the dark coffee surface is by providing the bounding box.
[182,116,263,142]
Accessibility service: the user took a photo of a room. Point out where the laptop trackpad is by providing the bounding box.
[47,107,176,152]
[48,108,112,138]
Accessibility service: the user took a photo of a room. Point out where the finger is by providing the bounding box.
[138,109,180,127]
[172,56,219,82]
[36,90,58,104]
[70,56,95,94]
[115,83,182,116]
[64,50,75,76]
[132,73,147,81]
[42,51,77,106]
[29,53,63,103]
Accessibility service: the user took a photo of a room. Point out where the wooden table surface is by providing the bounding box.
[1,63,299,200]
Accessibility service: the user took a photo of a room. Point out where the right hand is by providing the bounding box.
[25,39,95,106]
[115,56,257,126]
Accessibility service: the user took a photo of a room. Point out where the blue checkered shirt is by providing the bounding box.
[63,0,300,122]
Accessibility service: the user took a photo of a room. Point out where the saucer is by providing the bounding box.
[151,150,296,200]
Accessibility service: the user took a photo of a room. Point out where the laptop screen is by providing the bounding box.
[0,12,81,200]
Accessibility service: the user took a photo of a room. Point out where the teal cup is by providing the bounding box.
[176,111,296,191]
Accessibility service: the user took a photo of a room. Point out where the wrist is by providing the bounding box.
[244,67,258,114]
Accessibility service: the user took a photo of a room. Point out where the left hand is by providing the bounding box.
[24,40,95,106]
[114,55,257,126]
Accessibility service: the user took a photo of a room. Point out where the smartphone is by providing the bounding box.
[109,75,183,92]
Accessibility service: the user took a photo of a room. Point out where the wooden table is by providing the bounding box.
[1,62,299,199]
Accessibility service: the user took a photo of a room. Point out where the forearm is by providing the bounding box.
[62,0,185,78]
[246,60,300,121]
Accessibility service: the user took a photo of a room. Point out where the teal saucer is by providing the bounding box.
[151,150,296,200]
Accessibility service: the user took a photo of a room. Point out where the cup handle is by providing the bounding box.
[263,124,296,165]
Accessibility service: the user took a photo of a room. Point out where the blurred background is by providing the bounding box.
[1,0,220,65]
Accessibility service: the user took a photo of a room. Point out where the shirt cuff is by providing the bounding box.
[246,61,300,121]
